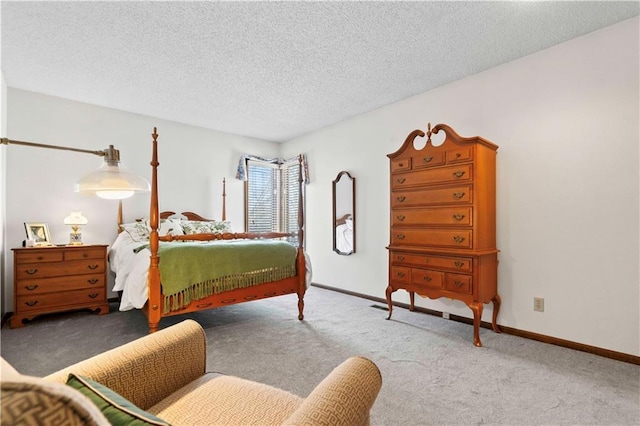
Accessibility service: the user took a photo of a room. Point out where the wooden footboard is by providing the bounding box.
[144,128,306,333]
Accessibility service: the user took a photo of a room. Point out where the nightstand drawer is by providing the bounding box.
[16,288,106,313]
[15,259,105,280]
[15,274,106,295]
[444,274,473,294]
[411,269,444,289]
[390,267,411,284]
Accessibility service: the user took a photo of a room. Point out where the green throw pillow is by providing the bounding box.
[66,374,170,426]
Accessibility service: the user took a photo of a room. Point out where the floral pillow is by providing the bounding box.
[121,219,183,242]
[181,220,232,235]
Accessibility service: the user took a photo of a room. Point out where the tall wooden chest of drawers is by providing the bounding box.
[11,245,109,328]
[386,123,500,346]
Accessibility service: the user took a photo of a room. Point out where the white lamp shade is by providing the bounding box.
[74,160,150,200]
[64,211,88,226]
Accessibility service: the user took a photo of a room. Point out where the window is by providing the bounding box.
[245,157,303,245]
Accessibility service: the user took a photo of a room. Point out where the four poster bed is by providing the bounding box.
[110,128,307,333]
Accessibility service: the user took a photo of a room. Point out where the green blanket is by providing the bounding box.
[154,240,297,313]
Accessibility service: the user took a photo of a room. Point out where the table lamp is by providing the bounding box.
[64,211,88,245]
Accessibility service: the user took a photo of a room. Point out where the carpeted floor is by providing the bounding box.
[2,285,639,425]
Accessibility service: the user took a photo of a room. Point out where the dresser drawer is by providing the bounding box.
[391,185,472,207]
[391,252,473,272]
[392,164,472,189]
[16,288,106,313]
[390,266,411,284]
[65,247,106,260]
[15,259,105,280]
[391,229,472,249]
[444,273,473,294]
[391,158,411,173]
[446,147,473,164]
[412,151,445,169]
[15,274,106,295]
[411,269,444,289]
[392,207,473,226]
[15,250,63,264]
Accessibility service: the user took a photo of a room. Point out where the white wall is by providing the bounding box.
[1,71,7,319]
[281,18,640,356]
[4,90,280,301]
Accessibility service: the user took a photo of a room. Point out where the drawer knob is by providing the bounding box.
[454,261,464,268]
[25,285,38,291]
[423,276,432,282]
[452,214,465,221]
[396,272,405,278]
[87,264,99,270]
[397,256,405,261]
[423,156,433,163]
[453,171,466,178]
[88,293,99,299]
[398,163,404,167]
[25,269,38,275]
[25,301,38,307]
[37,256,43,260]
[83,253,88,258]
[88,278,99,284]
[452,192,465,199]
[396,196,406,203]
[396,215,405,222]
[452,235,465,244]
[396,234,406,240]
[456,153,462,158]
[454,281,465,288]
[396,178,406,184]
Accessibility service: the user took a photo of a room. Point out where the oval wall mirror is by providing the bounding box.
[333,171,356,255]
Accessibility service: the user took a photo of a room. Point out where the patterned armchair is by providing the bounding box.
[2,319,382,425]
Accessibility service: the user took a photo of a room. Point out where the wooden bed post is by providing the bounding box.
[147,128,162,333]
[222,178,226,221]
[296,156,305,320]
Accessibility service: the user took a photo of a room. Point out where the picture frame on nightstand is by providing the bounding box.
[24,222,52,246]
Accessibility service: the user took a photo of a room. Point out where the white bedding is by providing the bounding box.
[109,231,312,311]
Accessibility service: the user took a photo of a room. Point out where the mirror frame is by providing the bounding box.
[332,171,356,255]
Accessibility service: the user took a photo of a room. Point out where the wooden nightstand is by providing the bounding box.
[11,245,109,328]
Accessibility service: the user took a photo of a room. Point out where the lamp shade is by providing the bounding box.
[74,145,150,200]
[63,211,88,226]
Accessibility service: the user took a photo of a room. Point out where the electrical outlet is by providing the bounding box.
[534,297,544,312]
[442,312,450,319]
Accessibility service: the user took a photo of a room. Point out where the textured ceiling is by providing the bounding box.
[2,1,639,142]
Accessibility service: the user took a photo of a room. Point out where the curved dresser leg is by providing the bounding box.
[491,294,502,333]
[409,291,415,312]
[385,285,395,320]
[469,302,484,347]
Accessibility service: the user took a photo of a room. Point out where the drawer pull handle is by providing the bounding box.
[88,293,99,299]
[396,234,406,240]
[454,261,464,268]
[454,281,464,288]
[396,178,406,184]
[396,215,405,222]
[88,278,99,284]
[25,301,38,307]
[452,236,465,244]
[25,285,38,291]
[83,253,88,258]
[25,269,38,275]
[398,163,404,167]
[452,214,465,221]
[453,171,466,178]
[423,276,432,282]
[87,264,99,270]
[37,256,44,260]
[452,192,465,199]
[396,196,406,203]
[456,153,462,158]
[397,256,405,261]
[396,272,405,278]
[423,156,433,163]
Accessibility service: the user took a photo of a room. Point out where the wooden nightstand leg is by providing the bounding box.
[385,285,395,320]
[491,294,502,333]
